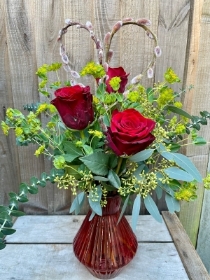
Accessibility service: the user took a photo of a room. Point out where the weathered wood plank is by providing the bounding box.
[6,215,172,243]
[155,0,190,92]
[162,211,210,280]
[0,243,189,280]
[0,0,21,205]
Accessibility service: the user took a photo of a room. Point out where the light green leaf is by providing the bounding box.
[69,192,85,214]
[144,195,162,223]
[164,167,194,182]
[63,142,83,156]
[161,151,202,182]
[131,194,141,231]
[108,170,121,189]
[88,186,102,216]
[155,186,163,199]
[83,145,93,155]
[117,195,130,224]
[193,137,207,146]
[130,149,155,162]
[165,194,180,213]
[80,152,110,176]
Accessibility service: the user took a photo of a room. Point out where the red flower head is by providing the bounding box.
[51,85,94,130]
[106,109,156,156]
[106,67,129,93]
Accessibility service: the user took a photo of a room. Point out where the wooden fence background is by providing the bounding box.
[0,0,210,272]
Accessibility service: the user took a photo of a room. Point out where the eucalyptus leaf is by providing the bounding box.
[88,186,102,216]
[131,194,141,231]
[89,211,96,221]
[161,152,202,182]
[165,194,180,213]
[0,242,6,250]
[0,228,16,235]
[69,192,85,214]
[155,186,163,199]
[130,149,155,162]
[10,210,26,217]
[144,195,162,223]
[108,170,121,189]
[117,195,130,224]
[93,176,109,182]
[193,137,207,146]
[164,167,194,182]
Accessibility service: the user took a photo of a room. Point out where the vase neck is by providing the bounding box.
[102,195,121,215]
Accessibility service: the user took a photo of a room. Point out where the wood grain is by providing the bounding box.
[6,215,172,243]
[162,211,210,280]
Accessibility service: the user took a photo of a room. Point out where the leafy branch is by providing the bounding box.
[0,168,64,250]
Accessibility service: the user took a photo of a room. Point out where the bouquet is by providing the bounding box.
[1,18,210,250]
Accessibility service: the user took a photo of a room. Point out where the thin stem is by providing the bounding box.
[116,157,123,175]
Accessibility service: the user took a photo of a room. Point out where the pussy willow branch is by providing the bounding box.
[105,21,159,76]
[58,22,103,65]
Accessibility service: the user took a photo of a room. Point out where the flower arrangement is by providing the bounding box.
[1,18,210,250]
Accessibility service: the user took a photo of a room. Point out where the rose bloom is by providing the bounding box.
[51,85,94,130]
[106,67,129,93]
[106,109,156,156]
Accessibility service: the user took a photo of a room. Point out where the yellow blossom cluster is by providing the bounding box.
[175,181,197,201]
[80,61,105,78]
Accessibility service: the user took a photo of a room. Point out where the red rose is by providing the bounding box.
[51,85,94,130]
[106,109,156,156]
[106,67,129,93]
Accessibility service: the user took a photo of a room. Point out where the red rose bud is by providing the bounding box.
[106,66,129,93]
[106,109,155,156]
[51,85,94,130]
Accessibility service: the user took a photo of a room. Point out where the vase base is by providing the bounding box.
[86,267,123,279]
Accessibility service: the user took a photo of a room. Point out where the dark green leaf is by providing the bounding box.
[0,212,12,222]
[193,137,207,146]
[93,176,109,182]
[167,106,192,119]
[0,228,16,235]
[80,152,110,176]
[0,242,6,250]
[10,210,25,217]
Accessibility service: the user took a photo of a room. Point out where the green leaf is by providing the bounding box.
[144,195,162,223]
[63,142,83,157]
[38,90,50,97]
[10,210,26,217]
[0,242,6,250]
[69,192,85,214]
[0,206,9,213]
[161,152,202,182]
[168,143,181,152]
[166,105,192,119]
[96,83,106,99]
[0,227,16,235]
[80,152,110,176]
[89,211,96,221]
[130,149,155,162]
[27,186,39,194]
[63,154,79,163]
[108,170,121,189]
[88,186,102,216]
[19,183,28,195]
[155,186,163,199]
[165,194,180,213]
[164,167,194,182]
[93,176,109,182]
[103,114,110,127]
[0,212,12,222]
[131,194,141,231]
[193,136,207,146]
[117,195,130,224]
[83,145,93,155]
[18,196,29,203]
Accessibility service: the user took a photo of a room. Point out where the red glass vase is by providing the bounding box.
[73,195,138,279]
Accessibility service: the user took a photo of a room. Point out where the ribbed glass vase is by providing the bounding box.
[73,194,138,279]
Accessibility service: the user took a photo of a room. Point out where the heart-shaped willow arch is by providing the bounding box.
[57,18,161,84]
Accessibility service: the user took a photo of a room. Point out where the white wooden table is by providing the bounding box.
[0,212,209,280]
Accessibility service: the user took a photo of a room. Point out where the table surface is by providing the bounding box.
[0,213,209,280]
